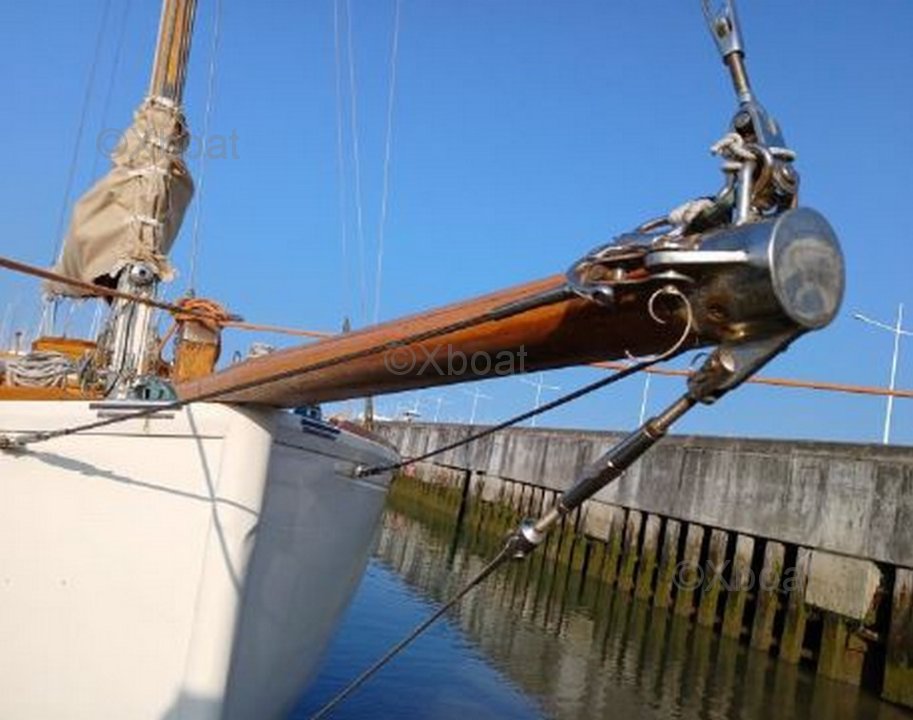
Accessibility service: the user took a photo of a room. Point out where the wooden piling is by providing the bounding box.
[696,529,728,627]
[563,537,589,607]
[769,663,800,719]
[580,542,606,609]
[602,506,625,587]
[635,514,662,601]
[721,534,755,639]
[884,568,913,707]
[617,510,643,594]
[585,539,606,581]
[654,519,681,609]
[674,524,705,617]
[750,541,784,652]
[557,523,577,568]
[779,547,811,664]
[570,535,588,573]
[817,613,865,685]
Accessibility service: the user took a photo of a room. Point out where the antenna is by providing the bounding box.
[427,395,450,423]
[853,304,911,444]
[518,372,560,427]
[0,303,12,352]
[462,387,492,425]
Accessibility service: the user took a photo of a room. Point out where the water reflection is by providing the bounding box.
[299,501,912,720]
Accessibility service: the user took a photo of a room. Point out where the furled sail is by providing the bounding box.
[46,97,193,296]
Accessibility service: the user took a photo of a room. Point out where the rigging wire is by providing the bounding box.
[187,0,225,294]
[309,545,512,720]
[345,0,369,325]
[0,254,335,338]
[40,0,112,342]
[332,0,352,322]
[51,0,113,264]
[89,0,133,181]
[359,285,694,476]
[358,357,663,477]
[0,256,227,318]
[89,300,104,340]
[80,0,132,348]
[371,0,402,324]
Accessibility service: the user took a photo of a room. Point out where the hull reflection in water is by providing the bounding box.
[297,490,910,720]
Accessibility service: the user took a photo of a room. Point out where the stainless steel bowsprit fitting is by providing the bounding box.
[702,0,799,223]
[513,0,845,558]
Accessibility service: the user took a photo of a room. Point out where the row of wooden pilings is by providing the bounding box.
[392,464,913,710]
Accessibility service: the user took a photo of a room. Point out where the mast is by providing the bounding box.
[105,0,198,396]
[149,0,197,104]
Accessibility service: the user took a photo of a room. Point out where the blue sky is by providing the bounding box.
[1,1,912,444]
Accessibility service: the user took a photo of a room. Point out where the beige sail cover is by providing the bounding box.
[47,97,194,296]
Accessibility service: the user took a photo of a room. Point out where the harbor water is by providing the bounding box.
[295,479,912,719]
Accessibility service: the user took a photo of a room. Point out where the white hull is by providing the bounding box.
[0,401,396,719]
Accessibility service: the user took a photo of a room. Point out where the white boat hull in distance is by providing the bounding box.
[0,400,397,720]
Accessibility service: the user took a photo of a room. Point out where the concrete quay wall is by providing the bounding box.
[378,421,913,705]
[378,422,913,569]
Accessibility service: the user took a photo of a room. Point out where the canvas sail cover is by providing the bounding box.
[47,97,194,296]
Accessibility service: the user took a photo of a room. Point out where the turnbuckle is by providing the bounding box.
[506,326,803,559]
[702,0,751,96]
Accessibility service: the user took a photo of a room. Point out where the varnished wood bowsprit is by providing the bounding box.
[175,275,692,407]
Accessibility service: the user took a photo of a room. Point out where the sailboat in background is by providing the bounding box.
[0,0,843,718]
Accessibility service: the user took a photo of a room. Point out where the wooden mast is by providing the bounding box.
[149,0,197,103]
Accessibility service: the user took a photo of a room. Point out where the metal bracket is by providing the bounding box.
[565,238,695,306]
[687,329,801,404]
[703,0,789,151]
[702,0,745,59]
[645,248,748,269]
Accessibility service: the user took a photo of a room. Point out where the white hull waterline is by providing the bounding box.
[0,401,396,719]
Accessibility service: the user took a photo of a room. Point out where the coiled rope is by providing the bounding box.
[3,352,75,389]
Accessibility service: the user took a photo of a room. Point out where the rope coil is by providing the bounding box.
[4,352,75,389]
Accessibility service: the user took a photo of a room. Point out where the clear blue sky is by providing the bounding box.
[1,1,912,444]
